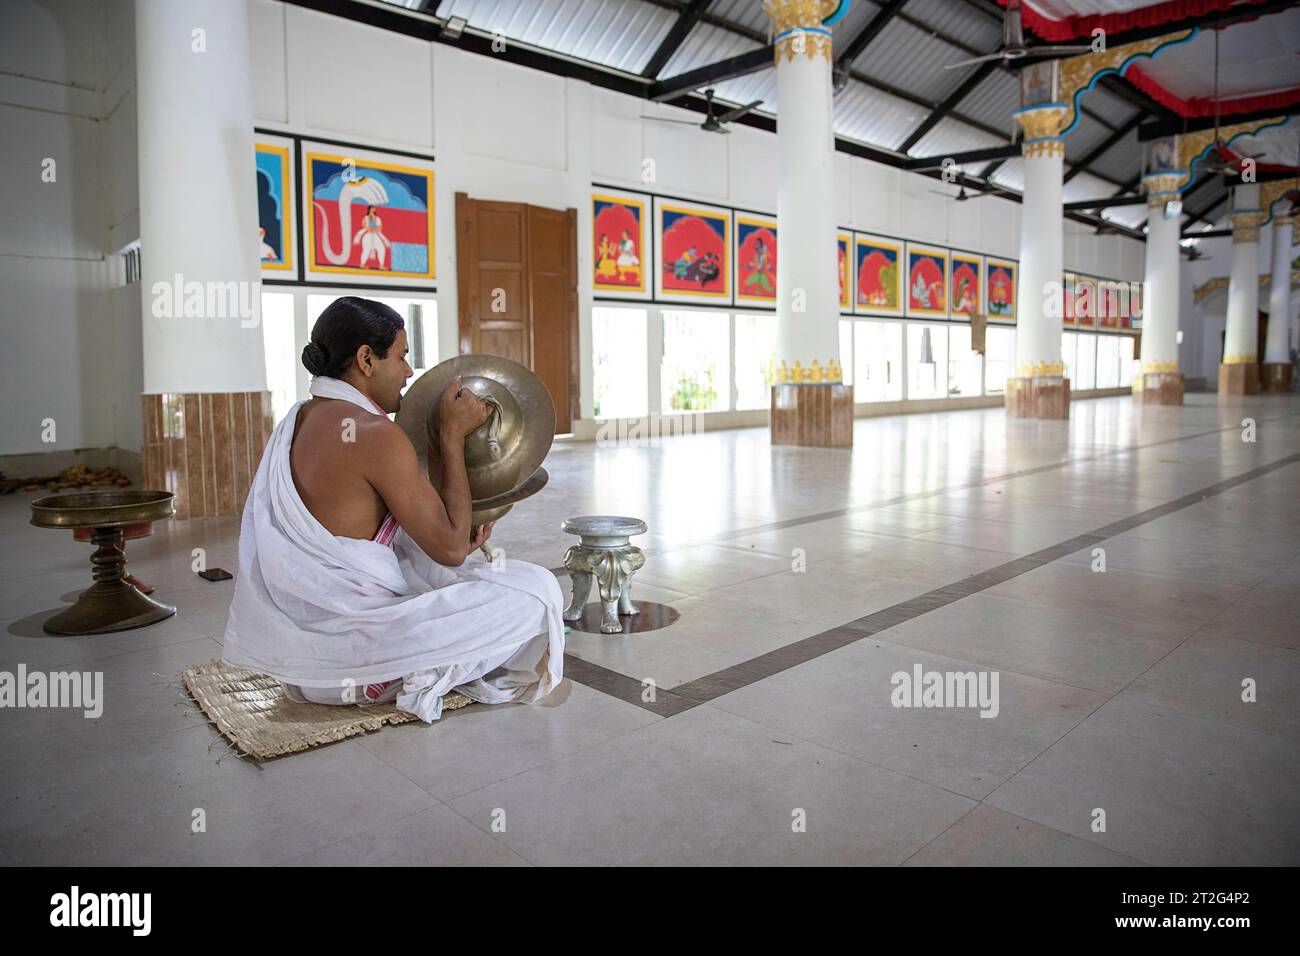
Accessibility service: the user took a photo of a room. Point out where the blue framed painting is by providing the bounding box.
[255,134,296,277]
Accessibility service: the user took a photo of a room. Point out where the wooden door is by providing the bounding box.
[455,192,578,434]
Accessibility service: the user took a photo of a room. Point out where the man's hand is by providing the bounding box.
[469,520,496,552]
[439,375,490,439]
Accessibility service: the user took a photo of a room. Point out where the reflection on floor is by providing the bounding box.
[2,393,1298,865]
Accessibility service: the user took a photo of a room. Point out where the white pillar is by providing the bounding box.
[1223,183,1263,365]
[1013,105,1067,378]
[768,3,840,383]
[1138,176,1182,370]
[1264,216,1293,364]
[135,0,265,394]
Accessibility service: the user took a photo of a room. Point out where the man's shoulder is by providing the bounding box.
[304,400,408,447]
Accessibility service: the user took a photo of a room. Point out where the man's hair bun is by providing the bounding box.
[302,341,328,376]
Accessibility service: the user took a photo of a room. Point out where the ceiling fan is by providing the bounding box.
[946,0,1091,70]
[644,88,763,135]
[928,183,996,201]
[1198,28,1266,174]
[1181,244,1211,261]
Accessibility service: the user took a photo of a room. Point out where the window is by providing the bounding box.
[854,320,903,402]
[261,292,298,425]
[947,325,983,398]
[1074,334,1096,390]
[592,306,648,419]
[1096,335,1120,389]
[839,320,854,387]
[661,309,730,413]
[984,327,1015,395]
[306,293,439,395]
[1061,331,1077,386]
[907,323,949,400]
[1119,335,1136,387]
[735,312,777,411]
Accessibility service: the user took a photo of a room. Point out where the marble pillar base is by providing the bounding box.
[770,384,853,448]
[141,391,274,519]
[1005,376,1070,420]
[1133,372,1184,405]
[1260,363,1293,392]
[1218,363,1259,396]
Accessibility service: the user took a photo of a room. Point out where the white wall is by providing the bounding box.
[1,0,1156,457]
[0,0,141,457]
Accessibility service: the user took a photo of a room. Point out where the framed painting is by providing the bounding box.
[255,134,296,277]
[734,214,777,306]
[950,252,982,319]
[853,233,902,316]
[985,257,1016,323]
[654,198,730,303]
[1062,272,1077,327]
[301,141,435,287]
[837,232,852,312]
[1074,275,1097,328]
[906,243,949,318]
[592,190,649,299]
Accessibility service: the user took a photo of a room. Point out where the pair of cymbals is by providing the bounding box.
[395,354,555,523]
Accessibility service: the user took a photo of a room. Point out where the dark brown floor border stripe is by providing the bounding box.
[565,449,1300,713]
[547,409,1300,574]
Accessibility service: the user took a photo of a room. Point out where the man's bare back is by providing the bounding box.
[290,397,393,541]
[289,317,492,565]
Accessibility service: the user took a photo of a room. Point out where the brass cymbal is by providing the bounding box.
[472,466,549,525]
[396,354,556,503]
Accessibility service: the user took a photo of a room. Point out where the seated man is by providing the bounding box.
[223,296,565,721]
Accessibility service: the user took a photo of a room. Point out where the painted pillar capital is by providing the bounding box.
[765,0,837,65]
[1015,104,1068,158]
[1231,210,1268,244]
[1143,171,1184,209]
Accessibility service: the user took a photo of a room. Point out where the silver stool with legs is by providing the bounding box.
[561,516,647,634]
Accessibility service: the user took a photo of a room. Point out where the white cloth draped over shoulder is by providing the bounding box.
[222,375,565,722]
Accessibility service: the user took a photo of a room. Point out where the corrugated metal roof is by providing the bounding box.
[990,158,1026,193]
[954,69,1020,138]
[850,16,977,105]
[412,0,1173,203]
[708,69,778,116]
[908,116,1005,163]
[1087,127,1140,186]
[437,0,676,74]
[902,0,1004,53]
[659,19,762,79]
[833,78,930,151]
[1061,170,1118,205]
[1063,111,1117,170]
[1102,204,1150,230]
[706,0,776,37]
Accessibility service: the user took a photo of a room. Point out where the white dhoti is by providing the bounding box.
[222,377,566,722]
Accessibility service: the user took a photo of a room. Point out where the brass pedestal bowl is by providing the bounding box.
[30,490,177,635]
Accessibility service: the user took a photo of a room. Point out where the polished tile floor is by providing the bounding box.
[2,393,1298,865]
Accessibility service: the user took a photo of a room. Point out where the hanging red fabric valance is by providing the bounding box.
[1125,64,1300,117]
[1003,0,1267,42]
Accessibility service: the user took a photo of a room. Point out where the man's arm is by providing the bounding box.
[365,423,473,567]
